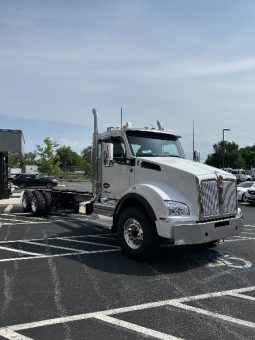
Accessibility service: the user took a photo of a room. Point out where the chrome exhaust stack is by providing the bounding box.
[92,108,99,197]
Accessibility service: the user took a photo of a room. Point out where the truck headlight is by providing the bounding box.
[164,200,190,216]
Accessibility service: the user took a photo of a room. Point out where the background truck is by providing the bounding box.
[25,165,38,174]
[230,169,251,183]
[251,168,255,180]
[21,109,242,259]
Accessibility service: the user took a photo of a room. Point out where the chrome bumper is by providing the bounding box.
[173,215,242,245]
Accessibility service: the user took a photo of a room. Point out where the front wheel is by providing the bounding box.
[117,207,159,260]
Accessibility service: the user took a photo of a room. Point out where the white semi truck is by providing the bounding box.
[22,109,242,259]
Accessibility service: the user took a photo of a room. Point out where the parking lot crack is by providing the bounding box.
[1,270,14,320]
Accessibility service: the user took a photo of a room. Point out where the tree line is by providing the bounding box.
[205,141,255,169]
[9,137,92,177]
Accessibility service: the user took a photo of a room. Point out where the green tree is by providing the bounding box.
[206,141,245,169]
[8,155,22,169]
[81,146,92,177]
[23,151,37,165]
[8,151,37,171]
[56,146,82,171]
[240,145,255,169]
[36,137,61,175]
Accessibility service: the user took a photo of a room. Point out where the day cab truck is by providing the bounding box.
[21,109,242,259]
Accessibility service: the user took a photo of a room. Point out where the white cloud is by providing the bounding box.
[58,137,92,153]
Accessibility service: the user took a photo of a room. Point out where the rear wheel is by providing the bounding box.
[22,190,33,212]
[117,207,159,260]
[42,191,52,215]
[31,191,46,216]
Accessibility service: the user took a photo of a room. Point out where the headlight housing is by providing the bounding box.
[164,200,190,216]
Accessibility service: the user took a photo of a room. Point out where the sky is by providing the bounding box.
[1,0,255,161]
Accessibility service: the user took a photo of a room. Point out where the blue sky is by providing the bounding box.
[1,0,255,160]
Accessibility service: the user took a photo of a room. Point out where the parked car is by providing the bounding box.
[245,184,255,205]
[11,174,58,188]
[237,181,255,201]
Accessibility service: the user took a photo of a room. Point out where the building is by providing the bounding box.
[0,129,24,199]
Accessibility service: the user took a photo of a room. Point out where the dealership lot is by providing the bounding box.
[0,202,254,339]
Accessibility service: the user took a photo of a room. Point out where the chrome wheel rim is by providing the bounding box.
[123,218,143,250]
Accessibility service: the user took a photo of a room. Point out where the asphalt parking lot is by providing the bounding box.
[0,194,254,339]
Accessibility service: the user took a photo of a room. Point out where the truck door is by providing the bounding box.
[101,137,131,198]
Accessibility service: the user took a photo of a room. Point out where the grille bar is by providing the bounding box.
[200,179,236,219]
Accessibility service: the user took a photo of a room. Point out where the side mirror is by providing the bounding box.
[103,143,114,166]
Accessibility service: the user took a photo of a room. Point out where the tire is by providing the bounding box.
[242,193,246,202]
[22,190,33,212]
[31,191,46,216]
[42,191,53,215]
[117,207,159,260]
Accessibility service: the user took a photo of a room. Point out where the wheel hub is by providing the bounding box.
[124,218,143,250]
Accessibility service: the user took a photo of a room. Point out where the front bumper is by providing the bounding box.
[246,194,255,203]
[155,214,242,245]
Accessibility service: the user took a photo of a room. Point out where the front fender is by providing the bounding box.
[116,182,190,222]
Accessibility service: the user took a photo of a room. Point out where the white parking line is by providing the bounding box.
[229,293,255,301]
[170,301,255,328]
[0,232,120,263]
[3,205,13,213]
[235,235,255,239]
[0,329,33,340]
[24,241,85,253]
[0,234,115,245]
[58,237,120,249]
[0,246,41,256]
[95,314,182,340]
[59,233,115,239]
[88,234,118,241]
[0,213,48,221]
[225,237,255,242]
[0,249,120,263]
[0,286,254,340]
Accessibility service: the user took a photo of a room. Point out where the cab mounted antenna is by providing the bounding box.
[121,107,123,135]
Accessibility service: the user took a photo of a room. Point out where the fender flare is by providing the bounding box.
[113,192,157,231]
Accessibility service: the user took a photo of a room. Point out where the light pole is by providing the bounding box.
[222,128,230,169]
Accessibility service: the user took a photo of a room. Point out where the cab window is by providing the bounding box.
[111,137,126,159]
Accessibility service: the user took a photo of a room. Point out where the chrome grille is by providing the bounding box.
[200,180,236,219]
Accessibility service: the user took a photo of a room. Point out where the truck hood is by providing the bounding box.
[139,157,235,179]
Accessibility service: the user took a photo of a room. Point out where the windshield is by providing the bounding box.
[238,181,255,188]
[126,130,185,158]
